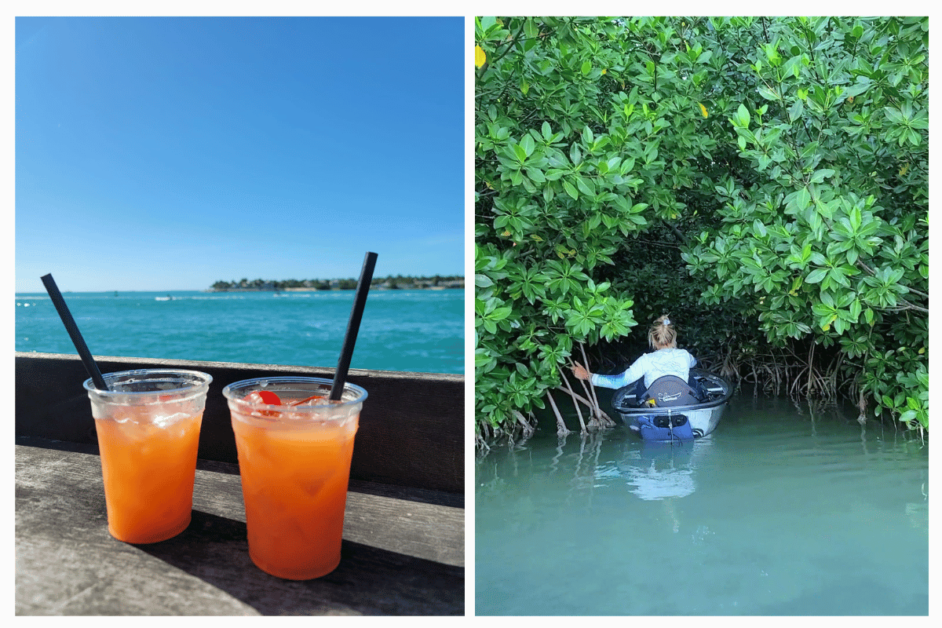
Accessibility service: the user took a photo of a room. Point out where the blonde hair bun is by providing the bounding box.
[649,315,677,349]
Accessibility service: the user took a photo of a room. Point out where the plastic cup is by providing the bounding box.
[84,369,212,544]
[223,377,367,580]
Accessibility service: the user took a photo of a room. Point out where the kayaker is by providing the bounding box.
[572,315,698,397]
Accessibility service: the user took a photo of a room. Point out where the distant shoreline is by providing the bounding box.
[208,276,464,292]
[212,275,464,292]
[15,286,464,296]
[207,285,463,293]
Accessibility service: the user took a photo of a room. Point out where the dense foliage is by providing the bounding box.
[475,17,927,440]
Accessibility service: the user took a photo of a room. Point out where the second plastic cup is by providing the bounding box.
[223,376,367,580]
[85,369,212,544]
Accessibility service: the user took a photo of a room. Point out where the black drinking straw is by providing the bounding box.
[329,252,378,401]
[40,273,109,391]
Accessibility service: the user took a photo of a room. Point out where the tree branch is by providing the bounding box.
[546,390,571,436]
[661,219,688,245]
[554,385,615,424]
[558,365,587,433]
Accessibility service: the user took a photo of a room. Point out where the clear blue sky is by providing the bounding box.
[15,17,464,292]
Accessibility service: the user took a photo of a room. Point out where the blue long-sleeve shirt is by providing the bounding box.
[590,348,697,390]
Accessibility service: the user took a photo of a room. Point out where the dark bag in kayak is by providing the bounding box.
[638,375,702,408]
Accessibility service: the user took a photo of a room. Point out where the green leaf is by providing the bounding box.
[581,60,591,75]
[809,169,835,184]
[512,144,527,162]
[524,18,538,38]
[563,180,579,200]
[797,186,811,211]
[849,298,862,321]
[570,143,582,165]
[849,206,861,232]
[490,306,513,321]
[520,134,536,157]
[737,103,750,128]
[526,168,546,183]
[575,176,595,197]
[788,98,804,122]
[758,85,779,101]
[475,274,493,288]
[884,107,904,123]
[834,317,847,335]
[806,268,828,284]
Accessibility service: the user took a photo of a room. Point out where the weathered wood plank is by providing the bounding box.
[15,352,464,493]
[15,443,464,615]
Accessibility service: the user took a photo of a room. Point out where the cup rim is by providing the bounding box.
[222,376,367,412]
[83,368,213,398]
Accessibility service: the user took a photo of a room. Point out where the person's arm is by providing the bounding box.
[590,355,647,390]
[688,351,697,368]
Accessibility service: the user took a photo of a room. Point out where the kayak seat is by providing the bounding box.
[639,375,702,408]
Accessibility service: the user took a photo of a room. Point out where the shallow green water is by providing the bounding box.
[15,289,463,374]
[476,393,928,615]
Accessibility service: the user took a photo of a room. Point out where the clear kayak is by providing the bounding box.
[611,368,733,441]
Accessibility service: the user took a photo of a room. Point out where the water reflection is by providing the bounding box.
[480,428,718,536]
[619,440,707,500]
[619,439,712,532]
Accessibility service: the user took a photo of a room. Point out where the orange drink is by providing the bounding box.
[223,377,367,580]
[85,370,212,544]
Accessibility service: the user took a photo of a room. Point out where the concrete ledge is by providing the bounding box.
[16,442,464,615]
[15,352,464,493]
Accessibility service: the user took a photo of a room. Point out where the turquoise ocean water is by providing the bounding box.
[15,289,463,374]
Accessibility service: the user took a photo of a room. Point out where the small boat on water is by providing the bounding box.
[612,368,733,441]
[155,295,173,301]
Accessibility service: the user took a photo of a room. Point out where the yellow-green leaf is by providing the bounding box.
[698,102,708,118]
[475,45,487,68]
